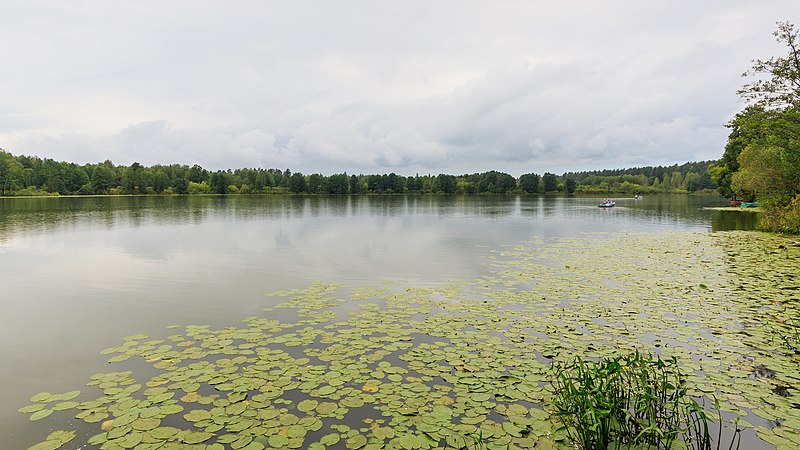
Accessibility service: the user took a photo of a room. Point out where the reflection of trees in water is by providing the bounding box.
[711,210,761,231]
[0,197,206,240]
[0,194,754,244]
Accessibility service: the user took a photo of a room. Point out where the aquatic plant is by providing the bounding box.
[551,351,741,450]
[770,308,800,354]
[16,231,800,449]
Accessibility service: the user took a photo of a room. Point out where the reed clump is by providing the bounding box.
[551,351,741,450]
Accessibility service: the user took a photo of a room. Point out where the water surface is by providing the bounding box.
[0,194,743,446]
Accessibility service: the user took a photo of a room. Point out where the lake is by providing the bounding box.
[2,194,784,449]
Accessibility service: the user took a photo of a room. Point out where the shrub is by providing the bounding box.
[758,194,800,234]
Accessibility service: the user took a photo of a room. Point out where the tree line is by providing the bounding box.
[0,150,718,197]
[563,161,716,194]
[709,21,800,234]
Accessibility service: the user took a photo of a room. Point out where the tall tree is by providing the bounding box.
[738,21,800,109]
[564,178,577,194]
[0,150,23,195]
[542,172,558,192]
[90,164,116,194]
[435,174,457,194]
[210,171,230,194]
[727,21,800,233]
[288,172,306,193]
[518,173,541,193]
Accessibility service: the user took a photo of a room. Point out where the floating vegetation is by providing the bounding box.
[17,231,800,449]
[552,351,740,449]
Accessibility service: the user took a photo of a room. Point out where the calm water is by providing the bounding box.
[0,194,752,446]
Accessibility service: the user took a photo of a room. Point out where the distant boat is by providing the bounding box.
[634,195,642,200]
[598,200,616,208]
[740,202,760,208]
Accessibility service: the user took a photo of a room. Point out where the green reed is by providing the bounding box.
[551,351,741,450]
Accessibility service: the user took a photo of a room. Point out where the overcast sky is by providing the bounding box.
[1,1,796,175]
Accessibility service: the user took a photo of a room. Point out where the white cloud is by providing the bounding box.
[0,1,795,175]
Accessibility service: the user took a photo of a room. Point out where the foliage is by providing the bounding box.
[19,230,800,448]
[708,107,765,200]
[737,21,800,109]
[563,178,577,194]
[0,147,716,197]
[518,173,541,193]
[723,22,800,233]
[542,172,558,192]
[568,161,716,194]
[757,194,800,234]
[552,351,740,450]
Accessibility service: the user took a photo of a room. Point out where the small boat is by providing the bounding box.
[740,202,760,208]
[598,200,616,208]
[634,195,642,200]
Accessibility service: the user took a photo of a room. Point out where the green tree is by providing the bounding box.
[90,164,116,194]
[307,173,326,193]
[327,173,349,194]
[349,174,363,194]
[542,172,558,192]
[738,21,800,109]
[173,176,189,194]
[187,164,208,183]
[564,178,577,194]
[728,21,800,233]
[518,173,540,193]
[64,164,89,194]
[210,171,229,194]
[123,162,147,194]
[288,172,307,193]
[152,170,170,193]
[40,159,66,194]
[0,150,23,195]
[709,107,769,199]
[435,174,457,194]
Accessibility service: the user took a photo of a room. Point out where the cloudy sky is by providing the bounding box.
[1,1,796,175]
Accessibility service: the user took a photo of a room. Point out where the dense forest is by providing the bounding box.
[0,149,717,197]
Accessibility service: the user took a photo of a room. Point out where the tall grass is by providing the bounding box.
[551,351,740,450]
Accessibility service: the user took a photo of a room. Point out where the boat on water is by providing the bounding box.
[634,195,643,200]
[598,200,616,208]
[741,202,760,208]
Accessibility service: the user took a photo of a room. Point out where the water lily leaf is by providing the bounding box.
[50,390,80,402]
[230,434,254,449]
[184,409,212,422]
[131,418,160,431]
[240,442,266,450]
[30,409,53,421]
[287,424,306,439]
[183,431,213,444]
[297,399,318,412]
[30,392,52,403]
[346,434,367,449]
[318,385,336,396]
[148,426,179,440]
[340,397,364,408]
[18,404,46,414]
[320,433,340,446]
[316,402,338,415]
[373,426,396,440]
[268,435,289,447]
[52,401,79,411]
[181,391,202,402]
